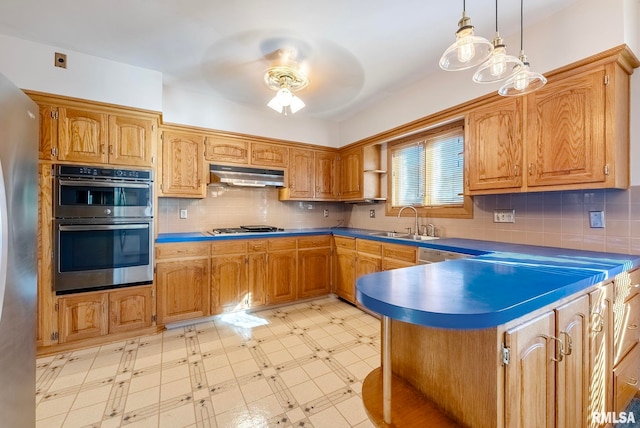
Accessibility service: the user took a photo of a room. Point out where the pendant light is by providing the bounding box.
[439,0,494,71]
[498,0,547,96]
[264,49,309,115]
[472,0,523,83]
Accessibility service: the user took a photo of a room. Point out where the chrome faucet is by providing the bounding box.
[427,223,435,237]
[397,206,419,237]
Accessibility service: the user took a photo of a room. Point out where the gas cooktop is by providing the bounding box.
[211,225,283,234]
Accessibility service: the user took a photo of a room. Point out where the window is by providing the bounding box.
[387,121,472,218]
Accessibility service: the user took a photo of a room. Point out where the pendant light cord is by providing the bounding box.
[495,0,498,33]
[520,0,524,50]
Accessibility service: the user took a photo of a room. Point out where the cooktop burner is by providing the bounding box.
[211,225,283,234]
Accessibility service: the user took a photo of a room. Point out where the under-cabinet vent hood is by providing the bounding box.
[209,164,285,188]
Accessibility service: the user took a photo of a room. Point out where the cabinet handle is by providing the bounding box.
[101,144,107,154]
[528,163,533,176]
[626,377,639,386]
[627,323,638,330]
[560,331,573,356]
[514,164,520,177]
[591,312,604,333]
[109,145,114,155]
[545,335,564,362]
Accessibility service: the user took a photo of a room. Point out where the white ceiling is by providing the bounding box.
[0,0,578,121]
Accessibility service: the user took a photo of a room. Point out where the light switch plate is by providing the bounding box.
[589,211,605,228]
[179,209,188,219]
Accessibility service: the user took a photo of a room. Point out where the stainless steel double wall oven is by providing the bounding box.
[53,165,154,294]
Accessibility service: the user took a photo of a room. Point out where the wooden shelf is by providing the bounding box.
[362,367,461,428]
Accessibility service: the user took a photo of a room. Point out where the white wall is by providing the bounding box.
[0,34,163,112]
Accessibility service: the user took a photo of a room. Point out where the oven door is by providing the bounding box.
[54,178,153,218]
[53,219,153,294]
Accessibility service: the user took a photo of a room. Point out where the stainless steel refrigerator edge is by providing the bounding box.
[0,73,38,426]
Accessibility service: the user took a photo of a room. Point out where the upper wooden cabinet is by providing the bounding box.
[205,135,249,165]
[29,93,158,167]
[467,97,523,192]
[159,129,206,198]
[280,148,339,201]
[338,146,363,200]
[466,46,638,195]
[251,142,288,168]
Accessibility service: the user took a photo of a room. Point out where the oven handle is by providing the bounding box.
[57,179,150,189]
[59,224,150,231]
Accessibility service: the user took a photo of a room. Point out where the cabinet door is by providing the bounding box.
[505,311,556,428]
[247,253,267,308]
[267,250,297,304]
[555,295,590,428]
[160,130,206,197]
[251,142,288,168]
[38,103,57,160]
[57,106,109,164]
[108,286,153,334]
[334,247,356,302]
[298,248,332,299]
[205,136,249,164]
[108,115,155,167]
[356,253,381,278]
[527,68,606,187]
[156,258,209,324]
[58,293,109,343]
[339,147,363,200]
[588,283,613,428]
[289,148,315,199]
[211,254,246,314]
[315,151,339,200]
[467,97,523,191]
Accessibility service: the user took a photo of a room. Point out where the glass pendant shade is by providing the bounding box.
[472,36,523,83]
[439,12,493,71]
[498,53,547,96]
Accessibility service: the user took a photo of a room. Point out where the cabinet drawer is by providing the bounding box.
[298,235,331,249]
[268,238,297,251]
[628,268,640,301]
[156,242,209,259]
[211,240,247,254]
[614,342,640,413]
[357,239,381,256]
[383,243,417,263]
[334,236,356,250]
[614,292,640,365]
[247,240,267,253]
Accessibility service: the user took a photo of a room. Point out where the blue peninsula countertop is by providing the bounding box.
[156,227,640,330]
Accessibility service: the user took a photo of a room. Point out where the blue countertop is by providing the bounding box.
[156,227,640,330]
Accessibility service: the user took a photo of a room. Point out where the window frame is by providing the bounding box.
[385,120,473,219]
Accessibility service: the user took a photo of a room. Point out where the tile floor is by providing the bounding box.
[35,296,381,428]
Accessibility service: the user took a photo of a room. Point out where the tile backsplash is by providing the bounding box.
[158,185,640,255]
[346,186,640,255]
[157,185,346,234]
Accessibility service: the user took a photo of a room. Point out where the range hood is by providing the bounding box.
[209,164,285,187]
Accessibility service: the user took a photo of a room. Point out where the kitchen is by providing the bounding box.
[1,0,640,427]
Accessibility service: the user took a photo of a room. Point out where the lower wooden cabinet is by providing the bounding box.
[333,237,357,302]
[298,235,332,299]
[57,285,154,344]
[267,239,297,304]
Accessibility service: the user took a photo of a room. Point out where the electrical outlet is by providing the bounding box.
[323,209,329,218]
[589,211,605,228]
[179,209,188,219]
[493,209,515,223]
[370,209,376,218]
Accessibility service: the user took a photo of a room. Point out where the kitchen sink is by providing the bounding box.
[369,231,439,241]
[369,231,410,238]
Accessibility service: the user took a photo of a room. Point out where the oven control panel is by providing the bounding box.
[55,165,153,181]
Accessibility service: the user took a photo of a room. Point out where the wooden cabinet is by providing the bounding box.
[58,292,109,343]
[504,295,590,428]
[297,235,332,299]
[205,135,249,164]
[588,282,614,428]
[159,129,206,198]
[333,237,357,302]
[210,240,267,313]
[267,239,297,304]
[280,148,339,201]
[251,142,288,168]
[30,95,157,167]
[338,147,363,200]
[382,242,417,270]
[356,239,382,279]
[108,286,154,334]
[467,96,523,192]
[156,242,210,324]
[57,284,154,343]
[465,46,637,195]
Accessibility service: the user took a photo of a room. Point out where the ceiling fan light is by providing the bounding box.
[289,95,305,113]
[267,96,284,113]
[439,11,494,71]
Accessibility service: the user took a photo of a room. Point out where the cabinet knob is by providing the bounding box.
[626,377,639,386]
